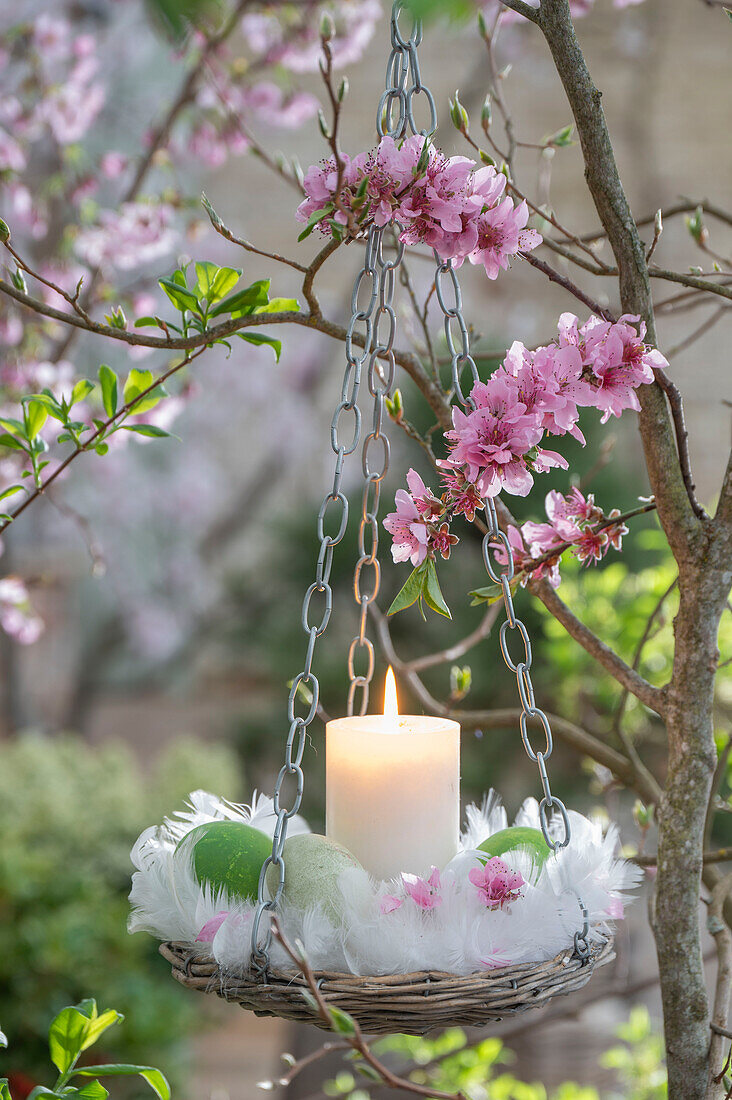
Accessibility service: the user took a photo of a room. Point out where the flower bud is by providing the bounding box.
[320,11,335,40]
[317,109,331,141]
[633,800,654,830]
[449,91,469,135]
[0,218,10,243]
[337,77,349,102]
[481,95,492,132]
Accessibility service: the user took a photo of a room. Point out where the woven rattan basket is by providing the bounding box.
[160,937,615,1034]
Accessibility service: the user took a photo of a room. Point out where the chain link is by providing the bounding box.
[431,211,588,959]
[347,226,403,717]
[249,224,384,975]
[377,2,437,140]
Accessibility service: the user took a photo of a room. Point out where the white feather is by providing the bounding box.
[129,788,641,977]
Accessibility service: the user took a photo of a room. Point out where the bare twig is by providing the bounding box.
[271,920,467,1100]
[0,347,208,533]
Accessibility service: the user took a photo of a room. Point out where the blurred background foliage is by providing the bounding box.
[0,735,240,1093]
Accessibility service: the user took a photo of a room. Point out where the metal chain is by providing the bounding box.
[347,226,404,717]
[250,0,590,973]
[377,2,437,140]
[249,227,383,973]
[433,251,591,963]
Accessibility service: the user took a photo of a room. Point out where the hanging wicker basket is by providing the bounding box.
[160,938,615,1034]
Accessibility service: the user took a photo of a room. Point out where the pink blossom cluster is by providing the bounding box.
[241,0,382,73]
[0,14,104,158]
[297,136,542,278]
[442,311,666,502]
[383,468,459,567]
[499,487,630,589]
[384,312,665,583]
[75,202,178,272]
[379,858,524,914]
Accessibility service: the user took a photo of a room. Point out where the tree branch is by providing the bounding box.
[527,574,667,716]
[534,0,701,554]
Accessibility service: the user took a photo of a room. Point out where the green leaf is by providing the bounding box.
[48,1003,123,1073]
[0,1028,7,1048]
[0,417,25,437]
[123,369,165,415]
[193,260,218,300]
[387,561,428,616]
[0,485,24,503]
[0,1083,10,1100]
[469,583,503,606]
[75,1066,170,1100]
[238,333,282,361]
[423,557,451,619]
[159,278,199,314]
[0,434,27,452]
[23,394,65,421]
[254,297,299,314]
[328,1007,357,1037]
[209,279,271,318]
[24,401,48,440]
[49,1007,90,1073]
[544,123,575,148]
[98,366,118,419]
[296,206,331,243]
[354,1065,382,1082]
[95,443,109,456]
[78,1009,123,1051]
[70,379,95,407]
[121,425,171,438]
[195,262,241,304]
[74,1083,108,1100]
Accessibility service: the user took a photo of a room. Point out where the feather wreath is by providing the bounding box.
[128,789,640,976]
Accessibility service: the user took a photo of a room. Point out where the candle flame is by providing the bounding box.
[383,666,399,719]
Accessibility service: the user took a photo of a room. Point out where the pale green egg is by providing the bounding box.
[266,833,362,917]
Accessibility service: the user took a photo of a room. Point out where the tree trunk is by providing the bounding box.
[654,556,727,1096]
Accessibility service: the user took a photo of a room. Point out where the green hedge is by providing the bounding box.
[0,734,240,1091]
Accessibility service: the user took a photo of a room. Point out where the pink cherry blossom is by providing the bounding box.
[100,151,128,180]
[469,857,524,909]
[380,894,403,914]
[403,867,442,909]
[188,122,229,169]
[444,377,543,498]
[383,482,431,566]
[467,198,541,280]
[406,467,442,519]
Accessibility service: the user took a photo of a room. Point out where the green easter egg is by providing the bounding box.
[178,820,272,901]
[266,833,362,917]
[478,826,551,865]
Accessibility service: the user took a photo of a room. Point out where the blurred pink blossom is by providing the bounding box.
[0,577,44,645]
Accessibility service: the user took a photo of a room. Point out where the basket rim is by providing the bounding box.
[160,935,614,986]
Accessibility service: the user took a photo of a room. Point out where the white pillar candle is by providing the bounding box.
[326,668,461,881]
